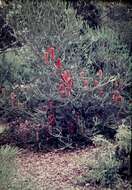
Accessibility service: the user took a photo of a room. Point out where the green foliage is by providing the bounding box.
[0,49,35,119]
[85,136,119,187]
[0,51,34,87]
[0,124,35,190]
[116,123,131,153]
[87,153,119,187]
[76,136,119,187]
[76,123,131,188]
[115,123,131,177]
[0,125,5,134]
[0,142,35,190]
[0,145,18,190]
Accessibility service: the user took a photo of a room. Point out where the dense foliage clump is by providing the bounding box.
[76,123,131,188]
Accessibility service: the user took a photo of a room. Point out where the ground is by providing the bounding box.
[16,147,98,190]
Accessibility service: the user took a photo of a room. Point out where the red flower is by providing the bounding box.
[80,70,85,78]
[68,123,76,134]
[47,100,54,109]
[54,58,63,69]
[43,51,49,64]
[10,92,17,107]
[65,88,72,97]
[58,81,72,97]
[60,71,73,97]
[83,80,88,89]
[112,91,124,103]
[58,83,66,97]
[58,82,65,91]
[67,79,73,89]
[94,80,99,87]
[98,88,104,97]
[48,47,55,61]
[61,70,72,83]
[96,69,103,80]
[48,114,56,126]
[75,112,81,120]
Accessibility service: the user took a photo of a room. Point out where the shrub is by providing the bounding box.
[2,0,131,148]
[115,123,131,177]
[116,123,131,154]
[76,125,131,189]
[82,135,120,187]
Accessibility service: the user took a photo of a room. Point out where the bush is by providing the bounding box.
[116,123,131,154]
[79,135,120,188]
[76,125,131,189]
[1,0,131,148]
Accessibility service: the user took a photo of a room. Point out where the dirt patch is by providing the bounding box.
[16,147,97,190]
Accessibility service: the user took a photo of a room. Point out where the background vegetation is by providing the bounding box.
[0,0,131,189]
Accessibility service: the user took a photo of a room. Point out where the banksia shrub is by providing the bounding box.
[4,0,131,148]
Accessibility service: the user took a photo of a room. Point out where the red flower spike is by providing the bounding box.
[58,83,65,97]
[44,51,49,64]
[10,92,17,107]
[94,80,99,87]
[65,88,72,97]
[68,123,76,134]
[117,95,124,103]
[80,70,85,78]
[112,91,124,103]
[48,47,55,61]
[96,69,103,80]
[59,70,73,97]
[50,47,55,61]
[98,88,104,97]
[10,92,16,100]
[61,70,72,84]
[47,100,54,109]
[55,58,63,69]
[83,80,88,89]
[58,82,72,98]
[58,83,65,91]
[112,90,120,96]
[48,114,56,126]
[67,79,73,89]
